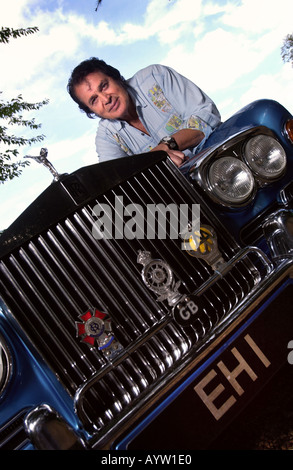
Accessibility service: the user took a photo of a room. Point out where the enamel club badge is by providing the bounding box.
[76,308,122,360]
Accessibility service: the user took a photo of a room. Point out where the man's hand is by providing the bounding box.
[166,149,187,167]
[151,129,205,167]
[151,143,186,166]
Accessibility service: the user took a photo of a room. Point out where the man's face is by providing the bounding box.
[74,71,131,120]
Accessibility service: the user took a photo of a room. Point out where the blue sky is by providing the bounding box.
[1,0,292,230]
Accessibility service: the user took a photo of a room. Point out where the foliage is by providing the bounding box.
[281,33,293,66]
[0,94,49,183]
[95,0,103,11]
[0,26,39,43]
[0,26,48,183]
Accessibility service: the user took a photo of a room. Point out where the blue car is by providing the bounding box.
[0,99,292,450]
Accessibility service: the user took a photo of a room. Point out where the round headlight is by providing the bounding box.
[208,157,255,206]
[0,335,11,396]
[244,135,286,181]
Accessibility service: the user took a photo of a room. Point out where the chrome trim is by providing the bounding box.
[279,181,293,206]
[0,409,31,450]
[263,209,293,262]
[24,404,87,450]
[0,332,12,398]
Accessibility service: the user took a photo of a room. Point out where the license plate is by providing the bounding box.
[119,282,293,450]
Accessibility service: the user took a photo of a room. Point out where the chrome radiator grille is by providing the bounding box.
[0,159,271,439]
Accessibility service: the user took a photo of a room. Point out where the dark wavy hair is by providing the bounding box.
[67,57,126,118]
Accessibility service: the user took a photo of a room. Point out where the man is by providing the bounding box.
[68,58,221,166]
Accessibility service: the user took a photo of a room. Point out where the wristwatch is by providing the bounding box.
[159,136,179,150]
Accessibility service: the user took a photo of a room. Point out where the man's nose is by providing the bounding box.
[101,92,111,105]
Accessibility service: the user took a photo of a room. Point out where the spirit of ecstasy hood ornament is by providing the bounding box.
[24,147,63,182]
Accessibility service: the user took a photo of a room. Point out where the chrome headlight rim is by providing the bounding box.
[243,134,287,182]
[207,156,256,207]
[0,333,12,397]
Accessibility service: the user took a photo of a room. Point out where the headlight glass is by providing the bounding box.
[209,156,255,205]
[244,135,286,181]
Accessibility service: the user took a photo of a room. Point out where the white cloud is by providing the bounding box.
[221,0,293,36]
[145,0,202,43]
[162,27,260,91]
[162,0,293,93]
[46,131,97,167]
[202,1,228,16]
[0,0,33,26]
[194,28,264,89]
[65,0,204,46]
[1,12,80,96]
[240,63,293,112]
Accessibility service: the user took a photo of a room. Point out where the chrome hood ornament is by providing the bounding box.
[24,148,64,181]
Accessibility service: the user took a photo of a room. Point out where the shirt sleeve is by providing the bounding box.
[152,64,221,130]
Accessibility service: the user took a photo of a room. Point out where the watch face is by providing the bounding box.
[161,136,178,149]
[169,138,177,149]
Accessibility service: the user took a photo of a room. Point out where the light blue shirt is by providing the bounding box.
[95,64,221,162]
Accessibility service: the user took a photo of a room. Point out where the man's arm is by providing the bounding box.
[151,128,205,167]
[147,65,220,165]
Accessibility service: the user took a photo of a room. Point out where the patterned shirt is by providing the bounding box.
[95,64,221,162]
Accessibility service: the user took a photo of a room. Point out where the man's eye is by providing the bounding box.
[91,96,97,105]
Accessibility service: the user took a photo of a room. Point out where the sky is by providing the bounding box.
[0,0,292,231]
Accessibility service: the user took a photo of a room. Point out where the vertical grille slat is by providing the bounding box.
[65,208,168,331]
[0,411,31,450]
[2,255,94,388]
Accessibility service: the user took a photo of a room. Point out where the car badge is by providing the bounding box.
[137,250,202,326]
[76,307,122,360]
[181,224,224,270]
[137,250,181,306]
